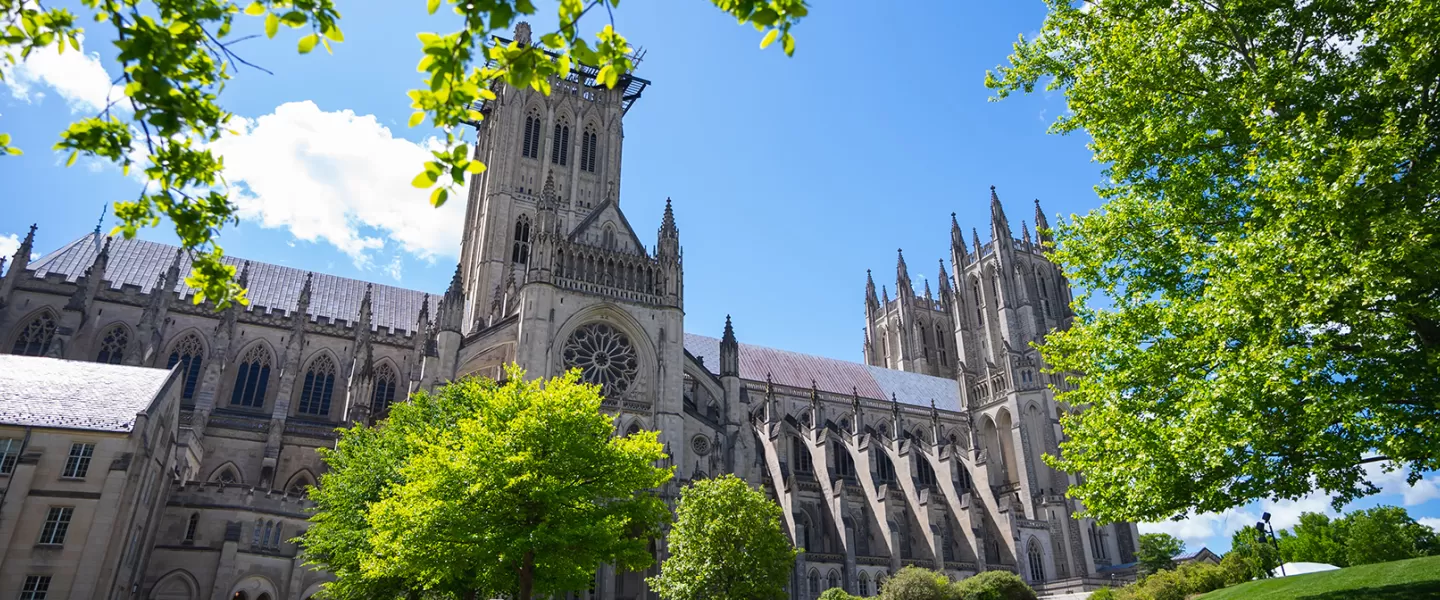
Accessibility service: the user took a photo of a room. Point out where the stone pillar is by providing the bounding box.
[68,466,132,600]
[0,446,39,566]
[210,524,241,600]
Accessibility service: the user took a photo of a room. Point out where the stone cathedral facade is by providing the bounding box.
[0,23,1136,600]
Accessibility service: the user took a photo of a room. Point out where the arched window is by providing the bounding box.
[213,466,240,485]
[11,311,56,356]
[936,325,947,366]
[551,117,570,165]
[166,334,205,401]
[624,422,641,436]
[287,474,312,497]
[521,109,541,159]
[261,521,273,549]
[807,570,819,600]
[916,454,938,488]
[96,325,128,364]
[298,354,337,416]
[580,124,598,172]
[371,365,398,415]
[876,571,888,592]
[230,345,272,408]
[512,215,531,264]
[268,522,283,549]
[252,519,264,546]
[602,224,616,249]
[827,570,841,593]
[184,512,199,542]
[791,436,813,473]
[872,447,896,484]
[971,279,984,325]
[858,572,871,596]
[1028,538,1046,583]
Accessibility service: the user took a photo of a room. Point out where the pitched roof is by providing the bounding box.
[684,333,962,411]
[28,233,437,333]
[0,355,173,432]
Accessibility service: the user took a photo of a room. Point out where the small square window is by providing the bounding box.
[38,506,73,545]
[0,438,20,475]
[20,576,51,600]
[61,443,94,479]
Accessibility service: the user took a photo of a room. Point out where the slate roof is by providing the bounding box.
[28,233,438,333]
[684,333,962,412]
[0,355,172,432]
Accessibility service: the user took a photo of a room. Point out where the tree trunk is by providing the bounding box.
[518,550,535,600]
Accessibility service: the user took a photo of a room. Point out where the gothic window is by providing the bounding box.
[625,422,641,436]
[166,334,205,402]
[956,464,973,490]
[522,109,542,159]
[1028,538,1046,582]
[807,570,819,600]
[916,454,938,489]
[971,279,984,325]
[602,224,616,249]
[212,465,240,485]
[827,571,841,593]
[833,441,855,480]
[372,365,398,415]
[253,519,265,546]
[230,345,273,408]
[287,473,313,497]
[561,322,638,398]
[790,436,814,473]
[269,523,283,549]
[298,354,337,416]
[936,325,948,366]
[512,215,531,265]
[11,311,56,356]
[580,124,599,172]
[96,325,128,364]
[551,117,570,165]
[185,512,199,542]
[872,447,896,484]
[858,572,871,596]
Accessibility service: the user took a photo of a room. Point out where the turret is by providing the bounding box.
[346,284,376,424]
[937,260,952,312]
[895,248,912,299]
[764,373,778,423]
[719,314,739,377]
[1034,199,1054,248]
[971,228,982,257]
[865,269,879,313]
[435,265,465,383]
[1022,221,1032,249]
[132,249,183,366]
[950,213,965,264]
[989,186,1011,242]
[0,223,35,306]
[407,294,431,393]
[439,265,465,333]
[657,198,682,305]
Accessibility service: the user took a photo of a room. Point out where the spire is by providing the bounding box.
[165,249,183,291]
[890,392,901,438]
[938,260,951,293]
[13,224,35,266]
[809,380,821,428]
[297,272,314,313]
[722,314,736,345]
[657,198,680,264]
[896,248,911,294]
[881,284,890,305]
[415,293,431,333]
[865,269,878,310]
[989,185,1011,241]
[764,373,777,423]
[951,212,963,253]
[358,283,374,334]
[1022,220,1032,246]
[719,314,738,377]
[660,198,678,238]
[541,171,557,204]
[1034,198,1054,247]
[92,204,107,252]
[923,279,932,303]
[972,227,982,256]
[237,261,251,289]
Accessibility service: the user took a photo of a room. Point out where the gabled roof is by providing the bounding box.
[0,355,172,432]
[27,233,437,333]
[684,333,962,411]
[567,199,649,254]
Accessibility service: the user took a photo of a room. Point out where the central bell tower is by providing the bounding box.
[457,21,652,332]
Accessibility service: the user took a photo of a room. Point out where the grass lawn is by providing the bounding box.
[1199,555,1440,599]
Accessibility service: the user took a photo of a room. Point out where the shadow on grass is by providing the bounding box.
[1298,580,1440,600]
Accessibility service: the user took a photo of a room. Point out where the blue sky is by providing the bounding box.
[1,0,1436,554]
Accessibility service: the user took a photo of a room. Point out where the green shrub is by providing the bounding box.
[1087,587,1119,600]
[819,588,861,600]
[950,570,1037,600]
[1217,552,1253,586]
[1130,569,1185,600]
[879,566,955,600]
[1175,562,1227,595]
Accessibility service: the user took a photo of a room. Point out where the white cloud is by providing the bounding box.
[1140,508,1259,548]
[1364,462,1440,507]
[207,101,466,269]
[0,36,124,113]
[0,233,20,261]
[1419,517,1440,532]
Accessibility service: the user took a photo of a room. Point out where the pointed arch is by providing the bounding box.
[9,307,57,356]
[858,571,872,597]
[551,113,572,165]
[150,569,199,600]
[371,360,400,416]
[208,462,243,485]
[1027,536,1046,583]
[229,341,274,408]
[284,469,316,497]
[164,331,207,401]
[580,121,599,172]
[512,213,532,265]
[297,350,338,417]
[521,106,543,159]
[95,322,131,364]
[227,576,277,600]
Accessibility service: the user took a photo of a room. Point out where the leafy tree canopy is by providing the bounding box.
[1341,505,1439,566]
[1136,533,1186,575]
[303,365,673,600]
[645,474,796,600]
[1226,526,1281,581]
[0,0,806,307]
[879,566,955,600]
[989,0,1440,524]
[1277,512,1349,567]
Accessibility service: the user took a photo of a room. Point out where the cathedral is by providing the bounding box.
[0,23,1137,600]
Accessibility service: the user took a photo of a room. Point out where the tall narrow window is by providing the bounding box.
[0,437,20,475]
[522,110,542,159]
[185,513,199,542]
[252,519,263,546]
[38,506,74,544]
[230,345,272,408]
[1028,539,1046,582]
[269,523,283,549]
[96,325,129,364]
[511,215,532,265]
[20,576,51,600]
[62,442,94,478]
[371,365,398,415]
[11,311,56,356]
[298,354,337,416]
[166,334,205,402]
[551,119,570,165]
[937,325,948,366]
[581,125,598,172]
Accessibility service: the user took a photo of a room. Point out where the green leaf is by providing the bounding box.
[264,13,278,38]
[66,150,77,167]
[466,161,487,174]
[760,29,779,49]
[298,34,318,54]
[323,26,344,42]
[426,0,440,14]
[782,33,794,56]
[408,112,426,127]
[5,147,21,156]
[0,133,9,145]
[411,170,437,188]
[429,187,448,207]
[243,2,266,16]
[280,11,308,26]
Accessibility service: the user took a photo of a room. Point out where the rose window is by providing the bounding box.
[562,323,639,397]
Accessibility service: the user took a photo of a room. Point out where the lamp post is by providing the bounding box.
[1255,512,1287,577]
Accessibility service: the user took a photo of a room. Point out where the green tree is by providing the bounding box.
[817,589,862,600]
[1276,512,1349,567]
[950,570,1037,600]
[1135,533,1185,576]
[645,475,796,600]
[879,566,955,600]
[303,364,674,600]
[2,0,806,308]
[988,0,1440,523]
[1341,505,1438,566]
[1226,527,1280,581]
